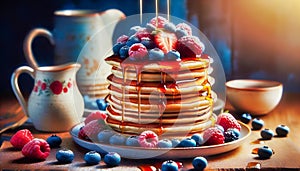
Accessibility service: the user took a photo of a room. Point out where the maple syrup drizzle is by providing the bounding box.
[135,64,143,124]
[155,0,158,27]
[120,66,129,133]
[139,0,143,24]
[167,0,170,21]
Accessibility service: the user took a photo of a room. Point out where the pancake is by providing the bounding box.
[102,16,217,138]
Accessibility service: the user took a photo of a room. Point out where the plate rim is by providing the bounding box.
[70,121,251,159]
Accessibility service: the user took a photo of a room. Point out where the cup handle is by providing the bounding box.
[11,66,35,117]
[23,28,54,70]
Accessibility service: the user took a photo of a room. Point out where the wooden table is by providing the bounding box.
[1,93,300,170]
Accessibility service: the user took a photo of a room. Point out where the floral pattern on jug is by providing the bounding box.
[33,78,74,96]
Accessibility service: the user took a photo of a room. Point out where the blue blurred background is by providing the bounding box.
[1,0,300,99]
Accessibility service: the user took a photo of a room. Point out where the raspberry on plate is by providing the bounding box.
[10,129,34,149]
[203,127,225,145]
[138,130,158,148]
[84,111,107,125]
[216,112,241,131]
[79,119,106,140]
[21,138,50,160]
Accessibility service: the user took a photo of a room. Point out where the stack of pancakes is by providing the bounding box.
[105,56,216,137]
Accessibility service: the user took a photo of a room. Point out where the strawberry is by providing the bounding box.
[79,119,106,140]
[176,36,205,58]
[84,111,107,125]
[21,138,50,160]
[10,129,34,149]
[154,31,177,53]
[203,127,225,145]
[217,113,241,131]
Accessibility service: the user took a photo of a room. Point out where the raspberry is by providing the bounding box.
[117,35,129,44]
[217,113,241,131]
[84,111,107,125]
[203,127,225,145]
[176,23,192,36]
[128,43,148,60]
[10,129,34,149]
[149,16,168,28]
[21,138,50,160]
[135,28,152,40]
[138,130,158,148]
[79,119,105,140]
[176,36,205,58]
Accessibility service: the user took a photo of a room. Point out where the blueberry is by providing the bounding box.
[251,118,264,130]
[129,26,142,36]
[166,50,180,60]
[260,129,274,140]
[175,29,188,39]
[215,124,225,133]
[158,139,173,148]
[97,130,115,143]
[257,146,273,159]
[148,48,165,61]
[171,138,181,147]
[178,138,196,147]
[119,45,130,59]
[146,23,156,32]
[46,135,62,148]
[104,152,121,167]
[161,160,178,171]
[192,156,208,171]
[141,37,156,49]
[191,133,204,146]
[109,134,126,145]
[241,113,252,124]
[125,136,140,147]
[113,42,125,55]
[275,125,290,137]
[126,35,140,47]
[56,149,74,163]
[96,98,109,111]
[227,128,240,138]
[224,129,239,143]
[84,151,101,165]
[164,22,176,33]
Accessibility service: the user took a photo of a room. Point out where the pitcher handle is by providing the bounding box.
[11,66,35,117]
[23,28,55,70]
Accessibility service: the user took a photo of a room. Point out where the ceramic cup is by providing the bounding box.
[226,79,283,115]
[23,9,125,99]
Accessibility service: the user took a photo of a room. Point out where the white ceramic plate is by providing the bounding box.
[70,121,250,159]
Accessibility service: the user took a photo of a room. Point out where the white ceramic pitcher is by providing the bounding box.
[11,63,84,132]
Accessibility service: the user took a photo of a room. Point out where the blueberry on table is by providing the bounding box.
[104,152,121,167]
[84,151,101,165]
[260,129,274,140]
[46,135,62,148]
[56,149,74,163]
[275,125,290,137]
[192,156,208,171]
[241,113,252,124]
[161,160,179,171]
[258,146,273,159]
[251,118,264,130]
